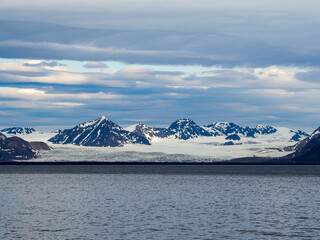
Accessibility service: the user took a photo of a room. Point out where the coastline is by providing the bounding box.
[1,162,320,175]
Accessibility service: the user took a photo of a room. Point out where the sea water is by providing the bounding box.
[1,167,320,239]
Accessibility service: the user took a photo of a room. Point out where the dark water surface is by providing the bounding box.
[1,165,320,239]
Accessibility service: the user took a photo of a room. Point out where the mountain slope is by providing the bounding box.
[0,133,51,161]
[48,116,150,147]
[282,127,320,161]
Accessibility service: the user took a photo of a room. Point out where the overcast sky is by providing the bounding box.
[0,0,320,130]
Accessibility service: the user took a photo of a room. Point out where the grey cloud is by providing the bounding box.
[0,61,314,90]
[1,0,320,14]
[0,17,320,67]
[83,61,108,69]
[23,60,64,67]
[295,69,320,83]
[0,40,231,66]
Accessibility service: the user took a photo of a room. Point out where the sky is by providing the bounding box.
[0,0,320,131]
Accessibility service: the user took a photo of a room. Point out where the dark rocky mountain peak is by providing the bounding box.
[49,116,150,147]
[168,118,213,140]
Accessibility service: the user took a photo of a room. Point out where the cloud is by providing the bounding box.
[0,62,319,129]
[295,68,320,83]
[1,3,320,129]
[163,92,190,98]
[0,62,42,73]
[50,102,85,107]
[0,100,85,109]
[1,16,320,67]
[2,59,319,91]
[0,40,232,66]
[1,0,320,14]
[0,87,122,100]
[83,61,108,69]
[0,60,127,86]
[23,60,64,68]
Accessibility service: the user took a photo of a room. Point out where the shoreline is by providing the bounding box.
[0,161,319,165]
[1,162,320,175]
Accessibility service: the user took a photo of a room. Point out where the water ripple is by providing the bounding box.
[0,173,320,239]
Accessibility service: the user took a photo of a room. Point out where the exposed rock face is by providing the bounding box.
[1,127,36,135]
[224,141,234,146]
[132,123,173,140]
[29,142,52,151]
[225,134,241,141]
[0,134,50,161]
[204,122,277,138]
[49,116,150,147]
[0,132,6,141]
[168,118,213,140]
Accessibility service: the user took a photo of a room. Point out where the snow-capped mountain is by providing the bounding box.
[204,122,244,136]
[1,127,36,135]
[132,123,172,140]
[128,119,213,140]
[278,127,320,163]
[204,122,277,138]
[286,127,320,153]
[168,118,213,140]
[127,120,309,143]
[289,130,309,142]
[48,116,150,147]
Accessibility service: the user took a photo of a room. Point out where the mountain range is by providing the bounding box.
[3,116,320,163]
[1,127,36,135]
[48,116,309,147]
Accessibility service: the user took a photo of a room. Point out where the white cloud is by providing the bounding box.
[0,62,42,72]
[1,59,320,90]
[50,102,85,107]
[0,87,122,100]
[0,100,85,109]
